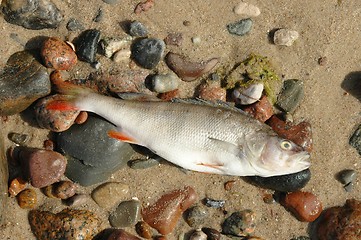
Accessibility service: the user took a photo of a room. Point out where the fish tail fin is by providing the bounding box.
[46,79,94,111]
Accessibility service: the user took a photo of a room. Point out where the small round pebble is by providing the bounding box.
[224,180,236,191]
[227,18,253,36]
[131,38,165,69]
[109,200,141,227]
[189,230,207,240]
[135,221,153,239]
[75,111,88,124]
[129,21,148,37]
[43,139,54,150]
[192,36,201,44]
[113,49,131,62]
[91,182,129,208]
[337,169,357,185]
[281,191,323,222]
[273,28,299,46]
[185,205,209,228]
[201,228,221,240]
[66,18,85,31]
[151,73,180,93]
[197,81,227,102]
[318,56,327,66]
[41,37,77,70]
[233,2,261,17]
[65,194,88,206]
[222,210,256,236]
[233,83,264,105]
[17,188,37,209]
[241,95,273,122]
[164,32,183,46]
[53,181,77,199]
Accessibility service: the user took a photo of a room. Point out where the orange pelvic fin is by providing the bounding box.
[107,130,138,144]
[196,162,224,169]
[46,100,79,111]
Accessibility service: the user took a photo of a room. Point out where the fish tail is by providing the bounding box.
[46,79,94,111]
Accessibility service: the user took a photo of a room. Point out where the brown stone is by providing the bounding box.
[164,32,183,46]
[75,111,88,124]
[41,37,77,70]
[242,95,273,122]
[281,191,322,222]
[135,221,153,239]
[8,177,27,197]
[267,115,313,152]
[53,181,77,199]
[142,186,197,235]
[196,82,226,102]
[317,199,361,240]
[158,89,180,101]
[17,188,37,209]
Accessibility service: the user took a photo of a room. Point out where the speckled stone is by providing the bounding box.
[150,73,180,93]
[142,186,197,235]
[109,200,141,227]
[52,181,77,199]
[91,182,129,208]
[189,230,207,240]
[129,21,148,37]
[242,95,273,122]
[18,148,67,188]
[0,51,50,115]
[131,38,165,69]
[2,0,63,30]
[29,208,101,240]
[184,205,209,228]
[41,37,77,70]
[222,210,256,236]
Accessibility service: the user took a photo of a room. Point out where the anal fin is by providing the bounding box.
[107,130,138,144]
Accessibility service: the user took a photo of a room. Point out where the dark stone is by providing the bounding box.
[246,169,311,192]
[75,29,101,63]
[109,200,141,227]
[350,124,361,156]
[276,79,304,113]
[66,18,85,31]
[227,18,253,36]
[0,128,8,224]
[221,210,256,236]
[56,116,135,186]
[129,21,148,37]
[1,0,63,30]
[131,38,165,69]
[0,51,50,115]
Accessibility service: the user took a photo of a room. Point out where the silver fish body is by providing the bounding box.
[74,92,310,177]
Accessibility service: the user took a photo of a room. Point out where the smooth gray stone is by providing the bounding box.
[129,21,148,37]
[276,79,304,113]
[57,116,135,186]
[227,18,253,36]
[109,200,141,227]
[0,51,50,115]
[1,0,63,30]
[131,38,165,69]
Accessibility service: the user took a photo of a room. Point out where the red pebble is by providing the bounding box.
[134,0,154,14]
[242,95,273,122]
[75,111,88,124]
[41,37,77,70]
[158,89,180,101]
[197,82,226,102]
[43,139,54,150]
[281,191,322,222]
[267,115,313,152]
[142,186,197,235]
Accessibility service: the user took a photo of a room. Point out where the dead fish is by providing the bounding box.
[47,81,310,177]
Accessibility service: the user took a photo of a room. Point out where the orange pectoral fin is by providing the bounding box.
[107,130,138,144]
[46,100,79,111]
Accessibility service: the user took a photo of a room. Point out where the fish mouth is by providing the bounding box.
[295,152,311,168]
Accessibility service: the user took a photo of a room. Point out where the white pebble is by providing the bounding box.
[113,49,131,63]
[233,83,264,105]
[192,36,201,44]
[273,29,299,46]
[100,36,133,58]
[233,2,261,17]
[152,73,180,93]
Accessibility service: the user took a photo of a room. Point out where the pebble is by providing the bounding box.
[189,230,207,240]
[192,36,201,44]
[227,18,253,36]
[142,186,197,235]
[109,199,141,227]
[52,181,77,199]
[337,169,357,184]
[201,228,221,240]
[222,210,256,236]
[165,52,219,81]
[18,147,67,188]
[184,205,209,228]
[57,116,135,186]
[65,194,88,206]
[66,18,85,31]
[76,29,101,63]
[247,169,311,192]
[224,180,236,191]
[1,0,62,29]
[273,29,299,46]
[108,229,141,240]
[8,132,30,145]
[276,79,304,113]
[41,37,77,70]
[233,83,264,105]
[113,49,132,62]
[233,2,261,17]
[242,95,274,122]
[344,182,354,192]
[350,124,361,155]
[131,38,165,69]
[34,94,81,132]
[8,177,27,197]
[158,89,180,101]
[17,189,37,209]
[129,21,148,37]
[164,32,183,46]
[317,199,361,240]
[267,115,313,152]
[91,182,129,208]
[74,111,88,124]
[134,0,154,14]
[135,221,153,239]
[196,81,227,102]
[128,158,161,169]
[0,51,50,115]
[203,198,225,208]
[150,73,181,93]
[318,56,328,66]
[43,139,54,150]
[99,36,132,58]
[281,191,323,222]
[29,208,101,240]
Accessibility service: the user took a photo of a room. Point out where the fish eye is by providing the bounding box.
[280,140,292,150]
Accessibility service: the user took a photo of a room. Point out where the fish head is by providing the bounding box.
[248,136,310,176]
